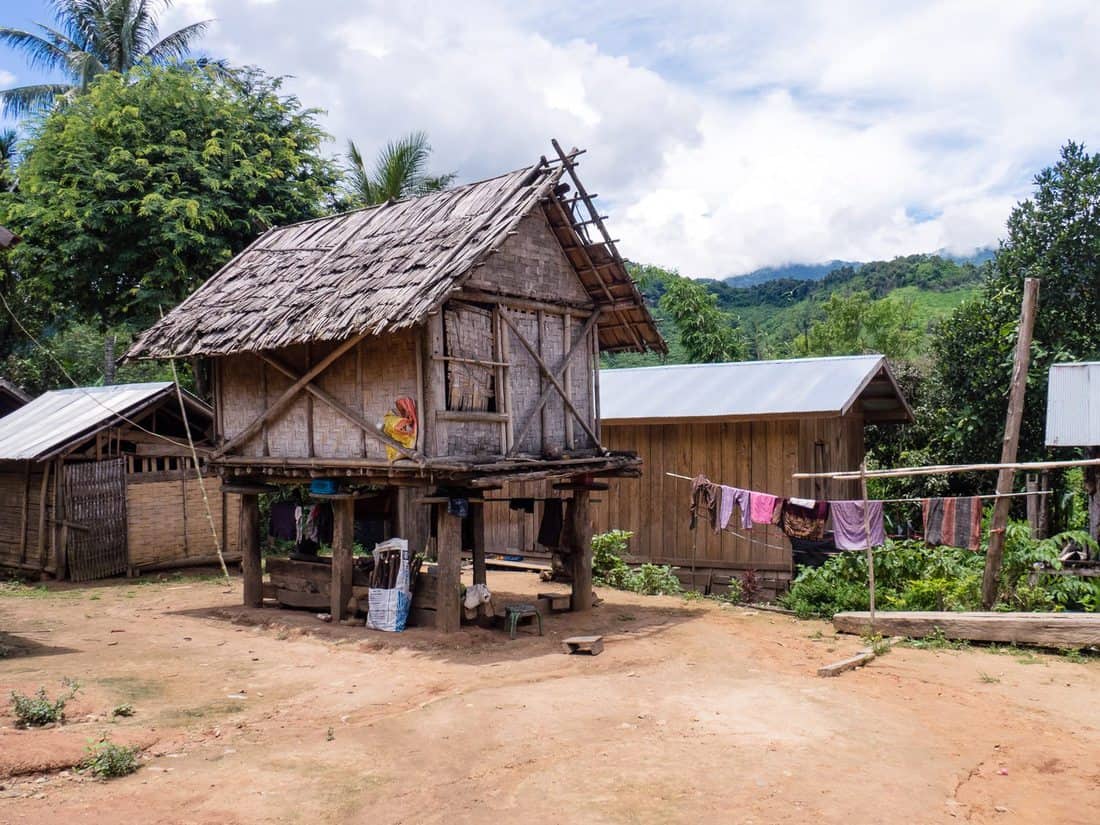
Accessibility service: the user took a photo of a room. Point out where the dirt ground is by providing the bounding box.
[1,569,1098,825]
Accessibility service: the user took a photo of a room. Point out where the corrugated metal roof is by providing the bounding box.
[1045,362,1100,446]
[599,355,910,422]
[0,382,184,461]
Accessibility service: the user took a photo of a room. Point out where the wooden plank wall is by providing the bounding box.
[586,415,865,571]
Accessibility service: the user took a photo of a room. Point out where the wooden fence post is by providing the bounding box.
[240,493,262,608]
[982,277,1040,609]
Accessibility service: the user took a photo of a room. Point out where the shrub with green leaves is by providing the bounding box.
[82,740,141,779]
[10,679,79,727]
[589,530,681,596]
[780,527,1099,619]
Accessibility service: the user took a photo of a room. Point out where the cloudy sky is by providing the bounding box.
[2,0,1099,277]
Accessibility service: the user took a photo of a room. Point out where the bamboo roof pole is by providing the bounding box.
[982,277,1040,609]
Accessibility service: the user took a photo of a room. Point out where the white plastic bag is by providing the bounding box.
[366,539,412,632]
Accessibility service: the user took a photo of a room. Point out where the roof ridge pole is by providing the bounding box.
[981,277,1040,609]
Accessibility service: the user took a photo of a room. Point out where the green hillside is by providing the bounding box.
[612,254,987,365]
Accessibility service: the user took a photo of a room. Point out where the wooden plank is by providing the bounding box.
[330,497,355,621]
[240,493,262,608]
[818,650,875,677]
[424,313,446,457]
[833,611,1100,647]
[35,462,51,570]
[471,502,487,586]
[562,635,603,655]
[435,505,463,632]
[17,463,30,563]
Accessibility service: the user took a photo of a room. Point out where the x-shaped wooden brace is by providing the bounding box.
[500,306,604,457]
[211,333,425,464]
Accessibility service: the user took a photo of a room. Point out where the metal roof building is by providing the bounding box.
[0,382,238,581]
[1045,362,1100,447]
[599,355,912,424]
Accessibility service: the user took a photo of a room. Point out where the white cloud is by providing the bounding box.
[158,0,1100,276]
[0,71,14,87]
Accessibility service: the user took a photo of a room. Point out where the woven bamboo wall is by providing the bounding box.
[0,462,55,573]
[217,329,419,460]
[477,211,592,304]
[126,471,240,567]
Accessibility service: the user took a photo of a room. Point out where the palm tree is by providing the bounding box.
[0,0,222,118]
[346,131,456,206]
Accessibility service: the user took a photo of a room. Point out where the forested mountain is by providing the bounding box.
[722,248,994,288]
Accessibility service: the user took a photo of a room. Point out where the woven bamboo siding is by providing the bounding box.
[126,472,240,567]
[0,463,55,572]
[575,415,865,571]
[217,330,419,460]
[476,211,592,304]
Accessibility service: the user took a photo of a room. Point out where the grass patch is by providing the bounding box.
[899,628,969,651]
[10,678,79,727]
[861,632,892,656]
[97,676,162,703]
[0,580,78,600]
[978,671,1001,684]
[82,740,140,779]
[111,703,135,718]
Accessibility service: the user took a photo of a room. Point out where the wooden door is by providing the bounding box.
[64,458,128,581]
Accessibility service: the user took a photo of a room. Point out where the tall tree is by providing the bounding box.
[0,0,223,117]
[658,277,746,363]
[345,131,456,205]
[2,64,339,329]
[793,290,922,360]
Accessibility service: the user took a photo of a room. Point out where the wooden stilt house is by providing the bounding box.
[0,382,240,580]
[127,143,665,631]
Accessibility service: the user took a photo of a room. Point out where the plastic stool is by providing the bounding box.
[506,603,543,640]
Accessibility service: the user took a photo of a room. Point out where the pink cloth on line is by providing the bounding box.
[749,492,780,526]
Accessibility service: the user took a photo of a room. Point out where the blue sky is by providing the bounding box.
[3,0,1099,277]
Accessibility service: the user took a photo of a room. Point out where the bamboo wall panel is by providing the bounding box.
[220,354,269,457]
[262,344,312,458]
[477,211,592,305]
[65,458,128,582]
[0,464,54,572]
[313,340,365,458]
[127,473,240,567]
[540,311,566,452]
[506,310,544,455]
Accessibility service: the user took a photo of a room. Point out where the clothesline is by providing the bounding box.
[664,472,1050,504]
[792,456,1100,481]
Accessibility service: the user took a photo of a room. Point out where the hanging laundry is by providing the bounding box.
[829,500,886,550]
[382,397,418,462]
[537,498,564,547]
[923,497,982,551]
[690,474,721,531]
[779,499,831,540]
[719,486,752,530]
[749,492,781,527]
[268,500,298,541]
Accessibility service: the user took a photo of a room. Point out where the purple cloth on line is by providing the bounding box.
[830,500,886,550]
[719,486,752,530]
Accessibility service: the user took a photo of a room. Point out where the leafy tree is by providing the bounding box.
[0,0,224,117]
[345,131,455,206]
[923,141,1100,476]
[2,64,340,330]
[658,276,746,363]
[793,290,922,360]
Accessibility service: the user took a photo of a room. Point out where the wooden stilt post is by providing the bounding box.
[982,277,1040,609]
[435,503,463,632]
[568,488,593,611]
[240,493,262,608]
[331,497,355,620]
[471,502,487,587]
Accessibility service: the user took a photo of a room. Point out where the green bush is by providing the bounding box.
[82,740,141,779]
[589,530,681,596]
[780,528,1100,619]
[10,679,79,727]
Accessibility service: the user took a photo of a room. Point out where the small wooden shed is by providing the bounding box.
[0,377,30,417]
[0,382,240,580]
[127,144,664,630]
[589,356,911,594]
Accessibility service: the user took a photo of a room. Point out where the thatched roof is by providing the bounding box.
[128,151,665,359]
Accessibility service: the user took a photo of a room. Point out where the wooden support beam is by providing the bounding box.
[260,353,424,463]
[17,462,30,563]
[818,650,876,677]
[501,308,603,455]
[435,504,463,632]
[35,462,51,571]
[240,492,262,608]
[567,488,593,611]
[213,332,368,458]
[423,313,446,457]
[982,277,1039,609]
[834,610,1100,648]
[471,502,487,587]
[331,497,355,620]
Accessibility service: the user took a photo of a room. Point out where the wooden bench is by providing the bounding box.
[562,635,603,655]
